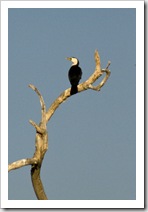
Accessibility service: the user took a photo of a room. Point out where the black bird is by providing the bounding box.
[66,57,82,95]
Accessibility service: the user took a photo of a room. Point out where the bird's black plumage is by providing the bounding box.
[66,57,82,95]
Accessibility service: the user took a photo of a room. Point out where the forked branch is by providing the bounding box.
[46,50,111,122]
[8,158,37,172]
[8,50,111,200]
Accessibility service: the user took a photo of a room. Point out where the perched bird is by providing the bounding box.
[66,57,82,95]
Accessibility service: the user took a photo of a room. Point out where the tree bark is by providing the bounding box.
[8,50,111,200]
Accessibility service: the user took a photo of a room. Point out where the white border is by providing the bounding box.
[0,0,145,8]
[1,0,144,208]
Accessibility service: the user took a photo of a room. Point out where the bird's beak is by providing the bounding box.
[66,57,71,61]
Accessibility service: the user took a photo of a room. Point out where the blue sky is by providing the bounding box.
[8,7,136,201]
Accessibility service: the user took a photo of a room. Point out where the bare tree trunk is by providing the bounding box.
[8,50,111,200]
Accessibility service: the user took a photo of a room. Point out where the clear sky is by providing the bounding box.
[8,7,136,200]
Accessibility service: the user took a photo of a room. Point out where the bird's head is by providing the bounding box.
[66,57,79,66]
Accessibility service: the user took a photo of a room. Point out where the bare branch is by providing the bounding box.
[28,84,46,111]
[29,120,45,134]
[31,165,48,200]
[28,84,46,124]
[46,50,111,122]
[88,70,111,91]
[9,50,111,200]
[27,85,48,199]
[8,158,37,172]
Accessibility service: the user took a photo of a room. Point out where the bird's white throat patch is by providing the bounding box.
[71,58,78,66]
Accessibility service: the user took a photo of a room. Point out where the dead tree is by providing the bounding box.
[8,50,111,200]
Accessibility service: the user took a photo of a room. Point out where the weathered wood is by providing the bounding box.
[8,50,111,200]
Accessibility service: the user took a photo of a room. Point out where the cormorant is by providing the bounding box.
[66,57,82,95]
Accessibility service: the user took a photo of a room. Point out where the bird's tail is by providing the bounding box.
[70,85,78,95]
